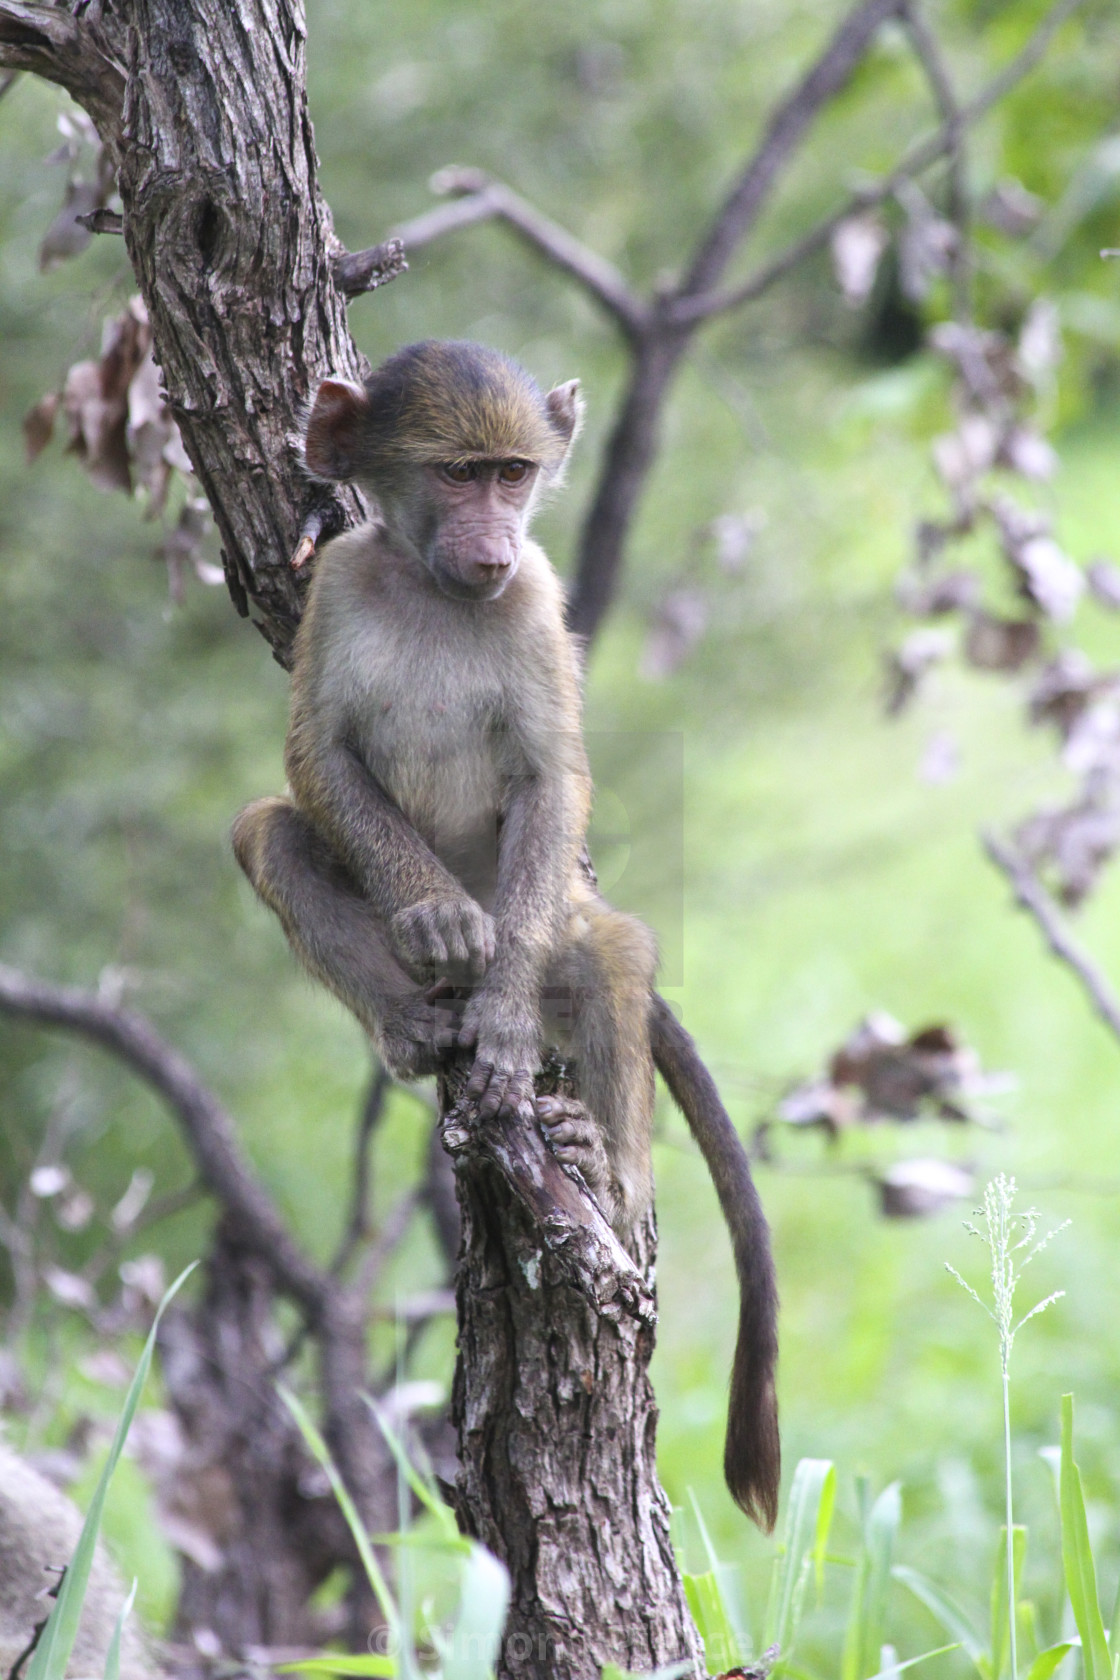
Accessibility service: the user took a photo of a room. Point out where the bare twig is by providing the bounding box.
[900,0,971,317]
[983,832,1120,1045]
[353,1189,420,1297]
[679,0,905,302]
[332,237,407,298]
[75,207,124,235]
[670,0,1087,324]
[400,167,649,339]
[0,962,330,1314]
[392,189,510,248]
[331,1063,392,1276]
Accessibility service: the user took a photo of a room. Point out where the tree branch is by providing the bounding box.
[440,1073,654,1323]
[332,237,408,298]
[331,1063,391,1276]
[398,167,649,340]
[678,0,905,302]
[983,833,1120,1046]
[900,0,970,315]
[0,962,330,1315]
[671,0,1086,324]
[0,2,125,146]
[353,1189,420,1298]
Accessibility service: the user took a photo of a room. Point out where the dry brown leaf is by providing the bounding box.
[897,568,979,616]
[1016,795,1120,906]
[831,211,889,305]
[1086,558,1120,609]
[877,1158,974,1219]
[640,587,707,679]
[22,391,58,462]
[979,178,1043,239]
[964,612,1040,673]
[884,628,952,714]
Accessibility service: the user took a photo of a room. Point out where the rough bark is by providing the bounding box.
[442,1064,703,1680]
[114,0,366,662]
[160,1222,356,1663]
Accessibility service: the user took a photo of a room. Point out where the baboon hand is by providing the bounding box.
[389,896,495,981]
[459,997,539,1122]
[379,983,469,1078]
[536,1095,620,1222]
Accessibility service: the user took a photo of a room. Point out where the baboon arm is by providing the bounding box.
[491,773,579,983]
[288,736,464,918]
[458,770,585,1077]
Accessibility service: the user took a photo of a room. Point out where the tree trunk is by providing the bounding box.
[159,1222,355,1662]
[443,1069,704,1680]
[114,0,366,663]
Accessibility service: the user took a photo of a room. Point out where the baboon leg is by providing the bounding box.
[538,901,658,1231]
[232,797,458,1078]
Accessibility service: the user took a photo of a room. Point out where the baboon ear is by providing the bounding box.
[305,379,370,481]
[545,379,584,450]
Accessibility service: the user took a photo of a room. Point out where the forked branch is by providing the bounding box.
[391,0,1087,643]
[396,167,648,339]
[0,1,124,144]
[0,961,330,1313]
[983,834,1120,1047]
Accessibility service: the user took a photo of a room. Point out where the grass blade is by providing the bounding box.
[869,1643,962,1679]
[277,1659,396,1676]
[280,1385,402,1648]
[102,1579,137,1680]
[766,1458,835,1658]
[844,1483,902,1680]
[990,1527,1026,1680]
[893,1566,987,1671]
[686,1490,751,1666]
[26,1262,197,1680]
[684,1570,742,1676]
[1059,1395,1111,1680]
[439,1541,510,1680]
[1024,1644,1074,1680]
[364,1395,460,1545]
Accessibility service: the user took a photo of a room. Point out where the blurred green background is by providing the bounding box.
[2,0,1120,1663]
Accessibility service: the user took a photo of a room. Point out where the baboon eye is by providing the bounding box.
[499,460,532,486]
[441,462,476,485]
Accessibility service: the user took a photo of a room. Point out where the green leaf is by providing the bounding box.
[102,1579,137,1680]
[766,1458,835,1658]
[25,1262,198,1680]
[684,1570,742,1676]
[843,1483,902,1680]
[1024,1643,1074,1680]
[868,1642,962,1679]
[439,1542,510,1680]
[1058,1395,1111,1680]
[686,1490,751,1665]
[280,1386,402,1650]
[893,1565,987,1672]
[276,1659,397,1677]
[990,1527,1027,1680]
